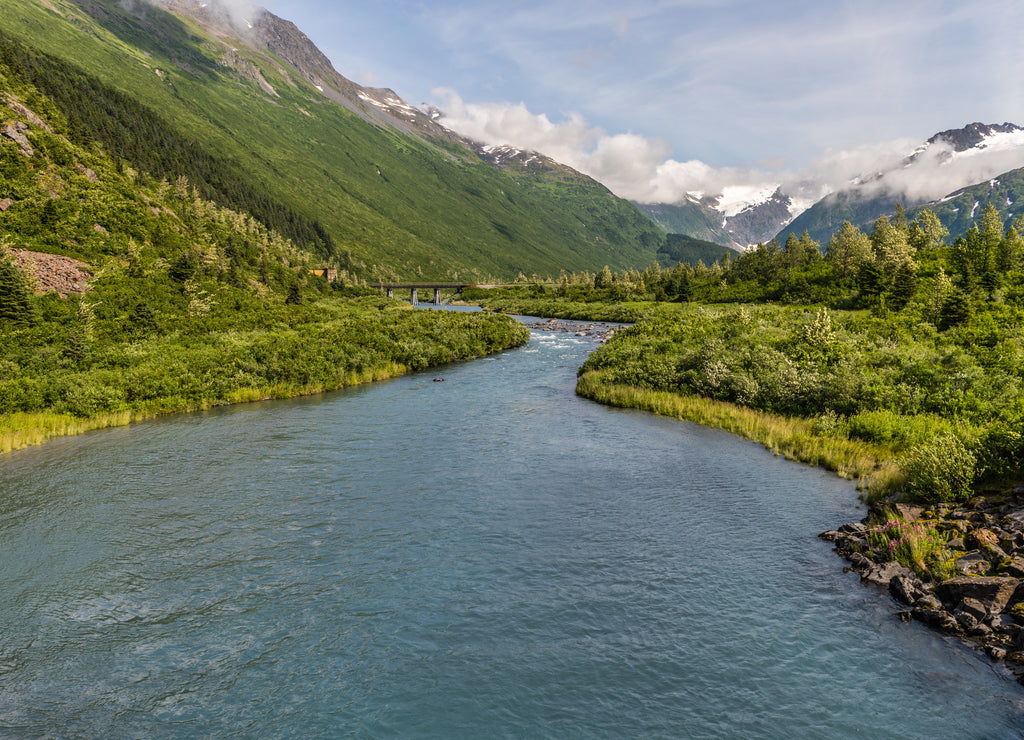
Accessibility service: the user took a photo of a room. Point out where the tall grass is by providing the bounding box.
[576,370,901,496]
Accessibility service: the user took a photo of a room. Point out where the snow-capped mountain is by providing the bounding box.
[777,122,1024,246]
[639,122,1024,250]
[635,186,799,250]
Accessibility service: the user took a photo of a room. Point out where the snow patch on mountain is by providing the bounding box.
[716,184,779,218]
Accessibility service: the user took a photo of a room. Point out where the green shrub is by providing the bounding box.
[900,433,977,503]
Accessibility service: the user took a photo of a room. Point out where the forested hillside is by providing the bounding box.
[0,64,529,453]
[1,0,665,280]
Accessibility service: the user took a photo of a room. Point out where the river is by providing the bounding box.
[2,317,1024,738]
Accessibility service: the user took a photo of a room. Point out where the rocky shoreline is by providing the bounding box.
[524,317,620,343]
[821,486,1024,683]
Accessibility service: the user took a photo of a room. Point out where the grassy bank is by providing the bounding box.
[461,279,1024,506]
[0,301,529,454]
[576,369,901,496]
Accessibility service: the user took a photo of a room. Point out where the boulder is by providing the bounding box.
[966,528,1008,559]
[954,551,991,576]
[890,575,926,606]
[845,551,874,571]
[1005,509,1024,531]
[968,622,993,638]
[998,557,1024,579]
[838,522,868,535]
[955,597,989,623]
[937,577,1020,616]
[862,561,914,587]
[989,614,1021,636]
[1,122,33,156]
[891,503,924,522]
[989,646,1009,661]
[1002,531,1024,552]
[913,605,960,632]
[0,198,11,212]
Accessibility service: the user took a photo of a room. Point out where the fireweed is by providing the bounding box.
[867,518,955,582]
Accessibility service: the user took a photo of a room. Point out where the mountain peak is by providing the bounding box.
[926,122,1024,153]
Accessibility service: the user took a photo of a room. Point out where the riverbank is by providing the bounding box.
[576,369,898,493]
[823,488,1024,683]
[477,292,1024,688]
[0,304,529,454]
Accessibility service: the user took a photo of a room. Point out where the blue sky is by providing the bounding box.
[255,0,1024,204]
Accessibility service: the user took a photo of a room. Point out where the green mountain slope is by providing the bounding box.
[775,190,902,247]
[1,0,664,280]
[657,233,739,266]
[634,200,735,247]
[908,169,1024,237]
[0,70,530,452]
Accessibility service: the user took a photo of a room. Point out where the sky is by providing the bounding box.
[226,0,1024,206]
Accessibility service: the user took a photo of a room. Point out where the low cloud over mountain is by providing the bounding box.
[431,91,1024,218]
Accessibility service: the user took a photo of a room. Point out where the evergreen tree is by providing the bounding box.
[978,203,1004,260]
[998,227,1023,272]
[782,231,821,270]
[285,280,304,305]
[939,289,972,330]
[0,251,35,324]
[951,228,984,291]
[677,272,693,302]
[892,203,909,233]
[889,262,918,310]
[856,260,885,303]
[594,265,613,289]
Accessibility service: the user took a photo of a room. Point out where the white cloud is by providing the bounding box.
[432,91,1024,212]
[431,89,671,201]
[149,0,264,31]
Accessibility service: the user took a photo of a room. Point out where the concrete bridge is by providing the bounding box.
[370,282,477,304]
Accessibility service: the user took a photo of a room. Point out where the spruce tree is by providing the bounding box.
[0,252,35,324]
[889,263,918,310]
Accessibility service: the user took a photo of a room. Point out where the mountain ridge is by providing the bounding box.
[3,0,665,279]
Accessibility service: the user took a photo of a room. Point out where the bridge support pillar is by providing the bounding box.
[434,288,442,304]
[410,288,418,304]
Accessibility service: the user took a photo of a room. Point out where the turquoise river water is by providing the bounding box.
[2,316,1024,737]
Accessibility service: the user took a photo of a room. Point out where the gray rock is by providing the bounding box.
[954,551,991,577]
[914,594,943,611]
[913,605,960,632]
[838,522,868,535]
[989,614,1020,636]
[955,597,990,623]
[862,561,914,587]
[968,622,993,638]
[846,552,874,572]
[1,123,32,156]
[955,611,979,630]
[890,575,926,606]
[999,556,1024,579]
[988,646,1008,661]
[892,504,924,522]
[937,577,1021,616]
[1005,508,1024,530]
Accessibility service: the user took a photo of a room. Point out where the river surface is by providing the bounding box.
[2,318,1024,738]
